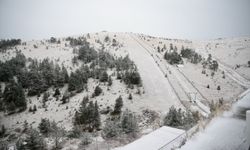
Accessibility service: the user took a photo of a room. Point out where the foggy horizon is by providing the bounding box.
[0,0,250,40]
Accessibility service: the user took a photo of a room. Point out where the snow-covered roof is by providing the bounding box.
[116,126,186,150]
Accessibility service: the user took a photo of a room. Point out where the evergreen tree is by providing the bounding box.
[78,45,98,63]
[128,93,133,100]
[42,92,49,108]
[61,90,69,104]
[93,101,101,130]
[68,70,84,92]
[113,96,123,115]
[163,106,183,128]
[74,98,101,131]
[23,120,29,133]
[38,118,51,136]
[86,101,95,131]
[62,65,69,83]
[121,110,138,134]
[33,105,37,113]
[164,51,182,65]
[102,120,121,138]
[54,64,64,87]
[210,60,219,71]
[25,128,47,150]
[27,70,47,96]
[108,76,112,86]
[104,36,110,43]
[3,80,26,112]
[53,88,61,97]
[93,85,102,97]
[100,71,108,82]
[217,85,221,91]
[40,58,55,87]
[0,125,6,137]
[170,43,173,50]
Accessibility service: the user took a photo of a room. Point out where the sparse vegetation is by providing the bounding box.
[163,106,199,130]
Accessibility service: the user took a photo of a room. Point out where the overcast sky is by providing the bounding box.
[0,0,250,40]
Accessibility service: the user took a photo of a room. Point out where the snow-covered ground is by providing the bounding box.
[115,126,185,150]
[180,89,250,150]
[0,32,250,149]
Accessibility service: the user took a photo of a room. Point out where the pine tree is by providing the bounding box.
[53,88,61,97]
[128,93,133,100]
[93,85,102,97]
[42,92,49,108]
[68,70,85,92]
[25,128,47,150]
[113,96,123,115]
[102,119,121,138]
[27,70,47,96]
[40,58,55,87]
[100,71,108,82]
[93,101,101,130]
[163,106,183,128]
[3,80,26,112]
[217,85,221,91]
[121,110,138,135]
[62,65,69,83]
[54,64,64,87]
[23,120,29,133]
[87,101,95,131]
[170,43,173,50]
[0,125,6,137]
[38,118,51,136]
[61,90,69,104]
[108,76,112,86]
[29,106,33,112]
[33,105,37,113]
[74,98,101,131]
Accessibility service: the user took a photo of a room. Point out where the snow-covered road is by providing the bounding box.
[119,33,183,113]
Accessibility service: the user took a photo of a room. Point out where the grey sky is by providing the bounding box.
[0,0,250,40]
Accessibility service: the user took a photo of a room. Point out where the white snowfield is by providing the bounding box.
[115,126,185,150]
[120,33,183,112]
[180,90,250,150]
[194,38,250,88]
[131,34,211,117]
[0,32,250,149]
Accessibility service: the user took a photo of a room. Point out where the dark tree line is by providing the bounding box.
[1,80,26,113]
[0,39,21,51]
[0,52,26,82]
[21,58,69,96]
[66,36,89,47]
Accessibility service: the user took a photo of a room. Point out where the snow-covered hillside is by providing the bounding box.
[0,32,249,149]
